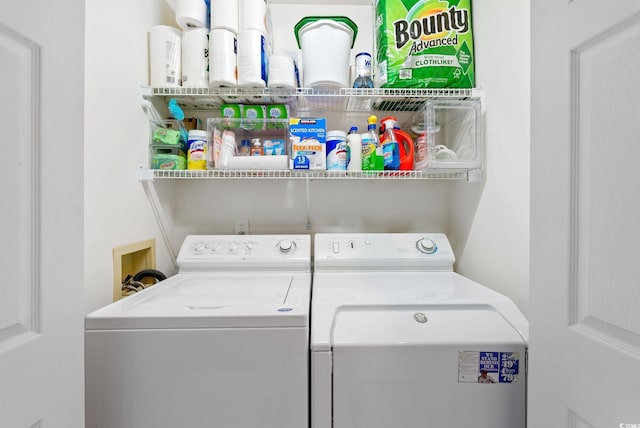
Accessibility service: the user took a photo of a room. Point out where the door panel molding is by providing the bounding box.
[571,317,640,358]
[0,22,40,351]
[568,15,640,354]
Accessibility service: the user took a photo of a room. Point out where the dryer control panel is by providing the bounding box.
[314,233,455,271]
[177,234,311,272]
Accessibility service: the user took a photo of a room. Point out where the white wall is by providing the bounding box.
[84,0,176,312]
[451,0,531,316]
[84,0,530,316]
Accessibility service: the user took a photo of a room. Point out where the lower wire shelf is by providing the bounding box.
[139,168,482,181]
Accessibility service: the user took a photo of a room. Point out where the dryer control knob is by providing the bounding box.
[416,238,437,254]
[277,239,295,254]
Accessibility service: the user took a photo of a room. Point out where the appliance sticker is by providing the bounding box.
[458,351,520,384]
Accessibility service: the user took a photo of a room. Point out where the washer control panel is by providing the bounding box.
[314,233,455,271]
[177,235,310,272]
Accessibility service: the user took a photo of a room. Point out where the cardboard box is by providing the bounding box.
[289,118,326,170]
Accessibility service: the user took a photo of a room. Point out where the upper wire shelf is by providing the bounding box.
[141,86,477,112]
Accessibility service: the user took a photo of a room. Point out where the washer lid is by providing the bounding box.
[85,272,311,330]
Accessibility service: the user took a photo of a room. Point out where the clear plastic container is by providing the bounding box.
[207,117,289,170]
[424,99,482,169]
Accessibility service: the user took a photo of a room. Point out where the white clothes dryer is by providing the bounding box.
[85,235,311,428]
[311,233,528,428]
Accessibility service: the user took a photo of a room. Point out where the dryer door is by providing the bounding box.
[331,306,526,428]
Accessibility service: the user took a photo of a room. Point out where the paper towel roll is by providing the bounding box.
[217,155,288,170]
[175,0,208,30]
[239,0,268,34]
[149,25,182,87]
[211,0,238,34]
[237,29,269,88]
[268,54,296,90]
[182,28,209,87]
[209,29,237,87]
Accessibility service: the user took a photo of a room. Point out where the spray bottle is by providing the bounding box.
[379,118,400,170]
[362,115,384,171]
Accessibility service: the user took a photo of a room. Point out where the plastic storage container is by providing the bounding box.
[424,99,482,169]
[207,117,289,170]
[294,16,358,91]
[326,130,348,171]
[149,119,187,170]
[187,130,208,170]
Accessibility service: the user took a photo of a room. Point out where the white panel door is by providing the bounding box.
[531,1,640,426]
[0,1,85,427]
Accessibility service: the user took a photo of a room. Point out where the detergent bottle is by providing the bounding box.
[346,126,362,171]
[379,116,415,171]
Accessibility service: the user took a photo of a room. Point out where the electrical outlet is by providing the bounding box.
[235,218,250,235]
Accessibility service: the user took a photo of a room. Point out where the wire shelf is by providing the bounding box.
[145,168,477,181]
[143,86,475,112]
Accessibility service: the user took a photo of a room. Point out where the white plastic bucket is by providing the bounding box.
[295,16,358,91]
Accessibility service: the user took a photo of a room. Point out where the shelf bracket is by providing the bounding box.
[140,174,178,271]
[138,167,155,182]
[467,169,483,183]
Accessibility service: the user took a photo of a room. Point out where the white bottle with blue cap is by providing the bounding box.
[346,126,362,171]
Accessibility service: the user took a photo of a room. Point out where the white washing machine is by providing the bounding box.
[85,234,311,428]
[311,233,529,428]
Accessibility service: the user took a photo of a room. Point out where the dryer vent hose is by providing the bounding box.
[132,269,167,284]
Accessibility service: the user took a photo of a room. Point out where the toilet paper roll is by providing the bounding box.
[209,29,237,87]
[182,28,209,87]
[239,0,268,34]
[268,54,296,90]
[237,29,269,88]
[149,25,182,87]
[211,0,238,34]
[175,0,208,30]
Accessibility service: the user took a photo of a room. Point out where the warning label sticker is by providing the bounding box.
[458,351,520,384]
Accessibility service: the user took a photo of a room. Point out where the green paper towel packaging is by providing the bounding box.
[376,0,475,88]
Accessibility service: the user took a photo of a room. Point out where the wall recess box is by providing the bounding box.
[113,239,156,302]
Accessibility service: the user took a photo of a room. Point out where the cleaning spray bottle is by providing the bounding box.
[380,116,415,171]
[362,115,384,171]
[379,117,400,170]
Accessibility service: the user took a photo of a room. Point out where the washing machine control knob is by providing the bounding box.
[416,238,437,254]
[277,239,295,254]
[193,242,207,253]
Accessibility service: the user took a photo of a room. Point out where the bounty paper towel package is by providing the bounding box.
[376,0,475,88]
